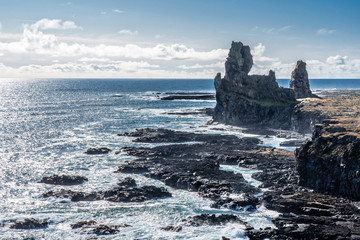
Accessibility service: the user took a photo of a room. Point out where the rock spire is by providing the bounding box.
[290,60,313,99]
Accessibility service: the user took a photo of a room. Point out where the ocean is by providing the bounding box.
[0,78,359,239]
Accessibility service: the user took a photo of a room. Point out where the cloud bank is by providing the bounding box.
[0,19,359,78]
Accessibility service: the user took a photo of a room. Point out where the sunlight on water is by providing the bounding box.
[0,79,281,239]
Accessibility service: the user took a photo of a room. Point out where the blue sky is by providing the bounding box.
[0,0,359,78]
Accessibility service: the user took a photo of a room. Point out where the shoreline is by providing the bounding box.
[2,86,360,239]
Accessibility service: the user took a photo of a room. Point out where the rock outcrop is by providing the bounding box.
[39,175,88,185]
[9,218,48,229]
[85,147,112,154]
[213,41,297,129]
[290,60,313,99]
[43,178,171,202]
[296,118,360,200]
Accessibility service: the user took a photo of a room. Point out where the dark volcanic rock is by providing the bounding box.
[213,41,297,129]
[290,60,313,99]
[161,94,215,100]
[117,177,136,187]
[71,220,97,229]
[117,128,360,239]
[211,194,259,211]
[71,221,130,235]
[279,139,305,147]
[116,129,260,200]
[43,179,171,202]
[85,147,112,154]
[184,214,248,227]
[39,175,88,185]
[296,119,360,200]
[118,128,260,145]
[91,225,119,235]
[160,225,183,232]
[9,218,48,229]
[248,190,360,240]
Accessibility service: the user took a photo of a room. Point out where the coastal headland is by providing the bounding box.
[112,42,360,238]
[6,42,360,239]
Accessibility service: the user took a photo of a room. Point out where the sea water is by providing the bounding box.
[0,78,359,239]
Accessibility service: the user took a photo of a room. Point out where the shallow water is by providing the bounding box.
[0,78,307,239]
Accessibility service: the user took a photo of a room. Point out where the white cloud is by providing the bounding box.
[100,11,107,15]
[326,55,348,65]
[251,43,279,62]
[0,20,227,61]
[27,18,82,31]
[113,9,124,14]
[250,44,360,78]
[79,57,110,62]
[2,19,357,79]
[118,29,138,35]
[178,61,224,69]
[317,28,335,35]
[0,22,2,32]
[155,34,164,39]
[0,61,215,78]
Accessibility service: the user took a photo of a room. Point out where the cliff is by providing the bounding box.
[296,117,360,200]
[213,41,298,129]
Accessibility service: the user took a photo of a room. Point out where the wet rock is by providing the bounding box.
[71,220,97,229]
[279,139,305,147]
[85,147,112,154]
[160,225,183,232]
[119,128,260,145]
[117,128,260,202]
[211,194,259,211]
[290,60,313,99]
[43,179,171,202]
[39,175,88,185]
[213,41,297,129]
[184,214,248,227]
[9,218,48,229]
[117,177,136,187]
[167,107,214,116]
[91,225,119,235]
[160,94,215,100]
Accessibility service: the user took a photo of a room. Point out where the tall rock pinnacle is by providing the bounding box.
[213,41,297,129]
[290,60,313,99]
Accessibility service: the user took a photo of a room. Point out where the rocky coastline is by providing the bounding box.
[6,42,360,239]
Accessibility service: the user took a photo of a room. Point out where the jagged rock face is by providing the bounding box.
[296,119,360,200]
[214,41,297,129]
[290,60,312,99]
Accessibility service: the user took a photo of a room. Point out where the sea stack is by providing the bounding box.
[213,41,297,129]
[290,60,313,98]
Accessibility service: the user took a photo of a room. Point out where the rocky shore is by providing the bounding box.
[116,127,360,239]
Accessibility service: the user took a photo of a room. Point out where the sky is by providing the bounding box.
[0,0,359,79]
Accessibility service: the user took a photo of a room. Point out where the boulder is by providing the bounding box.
[39,175,88,185]
[85,147,112,154]
[213,41,297,129]
[290,60,313,99]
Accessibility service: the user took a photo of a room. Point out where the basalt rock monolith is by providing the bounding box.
[290,60,313,99]
[213,41,297,129]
